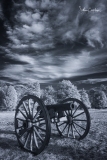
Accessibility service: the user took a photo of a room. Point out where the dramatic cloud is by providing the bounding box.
[1,49,106,84]
[0,0,107,85]
[5,0,107,51]
[76,78,107,84]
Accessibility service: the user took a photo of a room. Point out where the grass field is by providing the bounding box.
[0,109,107,160]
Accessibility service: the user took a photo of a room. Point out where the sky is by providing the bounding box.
[0,0,107,89]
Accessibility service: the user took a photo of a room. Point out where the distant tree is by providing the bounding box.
[90,90,107,109]
[0,81,6,88]
[15,85,27,101]
[80,89,91,108]
[100,84,107,97]
[88,88,96,105]
[25,81,41,98]
[2,85,8,95]
[44,95,57,105]
[0,89,6,110]
[41,85,57,105]
[57,80,81,102]
[5,85,18,110]
[40,89,44,99]
[44,86,56,97]
[100,84,107,92]
[0,82,9,96]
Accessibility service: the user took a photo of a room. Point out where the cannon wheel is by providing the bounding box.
[56,98,91,140]
[15,95,51,155]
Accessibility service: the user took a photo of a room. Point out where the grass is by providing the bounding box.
[0,109,107,160]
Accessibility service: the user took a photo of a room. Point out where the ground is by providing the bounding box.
[0,109,107,160]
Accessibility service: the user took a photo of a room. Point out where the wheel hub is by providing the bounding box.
[28,121,33,128]
[23,119,34,129]
[23,120,28,128]
[67,115,73,124]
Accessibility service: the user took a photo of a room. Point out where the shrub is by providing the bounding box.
[0,90,6,110]
[80,89,91,108]
[41,85,57,105]
[57,80,81,102]
[5,85,17,110]
[90,90,107,109]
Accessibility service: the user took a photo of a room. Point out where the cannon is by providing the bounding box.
[15,95,91,155]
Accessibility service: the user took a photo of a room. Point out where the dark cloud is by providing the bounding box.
[0,76,19,83]
[0,0,107,85]
[76,78,107,85]
[3,0,107,50]
[0,53,30,65]
[59,71,107,82]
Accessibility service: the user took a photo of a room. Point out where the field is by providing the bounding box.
[0,109,107,160]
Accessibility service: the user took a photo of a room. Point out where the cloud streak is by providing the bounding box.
[1,49,106,84]
[5,0,107,50]
[0,0,107,85]
[76,78,107,84]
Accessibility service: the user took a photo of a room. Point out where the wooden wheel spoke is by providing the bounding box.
[32,101,36,118]
[18,109,27,119]
[28,99,32,117]
[24,131,30,148]
[62,123,68,133]
[68,110,71,115]
[17,126,23,130]
[35,126,46,132]
[73,119,87,122]
[64,110,69,116]
[64,110,68,117]
[72,105,80,116]
[30,132,33,151]
[35,118,45,123]
[34,127,44,142]
[39,123,46,126]
[23,102,29,118]
[58,122,67,127]
[73,111,85,118]
[73,122,86,131]
[71,124,75,138]
[33,110,41,121]
[33,130,39,148]
[67,125,70,137]
[73,123,81,137]
[19,128,28,138]
[16,117,25,121]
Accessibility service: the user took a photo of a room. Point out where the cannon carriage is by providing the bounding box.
[15,95,90,155]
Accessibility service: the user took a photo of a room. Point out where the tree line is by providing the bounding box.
[41,81,107,109]
[0,81,40,111]
[41,80,91,108]
[0,80,107,111]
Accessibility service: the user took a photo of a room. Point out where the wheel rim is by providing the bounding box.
[56,98,90,140]
[15,95,51,155]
